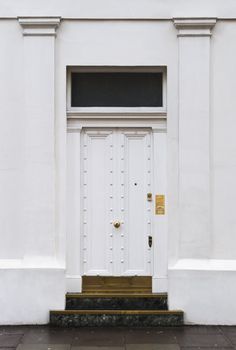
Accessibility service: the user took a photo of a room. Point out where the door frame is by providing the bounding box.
[66,116,167,293]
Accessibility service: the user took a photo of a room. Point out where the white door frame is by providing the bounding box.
[66,116,167,293]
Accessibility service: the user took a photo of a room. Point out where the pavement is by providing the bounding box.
[1,325,236,349]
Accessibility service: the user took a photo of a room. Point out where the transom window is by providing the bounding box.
[67,67,166,114]
[71,72,163,107]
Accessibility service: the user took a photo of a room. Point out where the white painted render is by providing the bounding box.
[0,0,236,324]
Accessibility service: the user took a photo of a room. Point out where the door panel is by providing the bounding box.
[82,130,113,275]
[121,131,152,275]
[81,128,152,276]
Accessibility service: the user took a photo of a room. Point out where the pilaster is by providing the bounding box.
[18,17,61,259]
[18,17,60,36]
[173,18,216,258]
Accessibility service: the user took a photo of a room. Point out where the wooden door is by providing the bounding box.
[81,128,153,276]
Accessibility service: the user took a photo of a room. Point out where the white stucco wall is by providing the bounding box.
[0,0,236,18]
[0,17,65,324]
[211,21,236,259]
[0,0,236,324]
[0,20,24,260]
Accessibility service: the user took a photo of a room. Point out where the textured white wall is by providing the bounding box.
[0,0,236,18]
[1,1,236,324]
[168,19,236,324]
[211,21,236,259]
[0,20,24,259]
[0,18,66,324]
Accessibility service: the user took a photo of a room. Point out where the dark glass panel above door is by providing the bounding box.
[71,72,163,107]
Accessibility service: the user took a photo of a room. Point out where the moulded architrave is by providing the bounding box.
[66,127,82,292]
[66,275,82,292]
[66,66,167,117]
[67,109,167,118]
[67,118,167,132]
[66,117,167,293]
[152,277,168,293]
[152,129,168,293]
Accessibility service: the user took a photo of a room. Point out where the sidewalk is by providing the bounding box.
[0,325,236,349]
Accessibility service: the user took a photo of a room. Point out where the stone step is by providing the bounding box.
[82,276,152,293]
[66,293,168,310]
[50,309,184,327]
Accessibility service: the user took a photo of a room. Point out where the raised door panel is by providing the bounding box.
[120,130,152,276]
[82,129,114,275]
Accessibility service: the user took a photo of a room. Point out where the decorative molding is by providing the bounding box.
[67,124,82,133]
[152,126,167,133]
[67,109,167,119]
[173,18,216,37]
[67,118,167,133]
[18,17,61,36]
[66,67,167,114]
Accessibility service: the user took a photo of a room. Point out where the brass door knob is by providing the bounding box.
[113,221,121,228]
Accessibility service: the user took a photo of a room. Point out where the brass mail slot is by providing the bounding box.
[155,195,165,215]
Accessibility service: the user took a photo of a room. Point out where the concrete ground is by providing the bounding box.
[1,325,236,349]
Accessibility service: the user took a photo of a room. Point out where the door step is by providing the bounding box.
[50,293,184,327]
[66,293,168,310]
[82,276,152,294]
[50,309,183,327]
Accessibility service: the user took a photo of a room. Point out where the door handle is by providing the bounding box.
[113,221,121,229]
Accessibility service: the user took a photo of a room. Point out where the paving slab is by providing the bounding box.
[0,333,23,347]
[21,328,74,344]
[0,326,235,349]
[125,328,178,344]
[71,347,124,350]
[126,345,180,350]
[180,348,234,350]
[171,325,221,335]
[0,326,27,335]
[17,345,71,350]
[176,333,232,347]
[72,328,125,347]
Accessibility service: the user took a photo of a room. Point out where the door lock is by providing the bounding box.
[148,235,153,248]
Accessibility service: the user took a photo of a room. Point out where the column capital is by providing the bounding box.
[18,17,61,37]
[173,18,216,37]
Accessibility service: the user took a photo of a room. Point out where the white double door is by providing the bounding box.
[81,128,153,276]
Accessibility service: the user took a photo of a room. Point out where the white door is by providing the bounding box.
[81,128,153,276]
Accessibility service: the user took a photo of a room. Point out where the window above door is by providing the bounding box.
[67,66,167,117]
